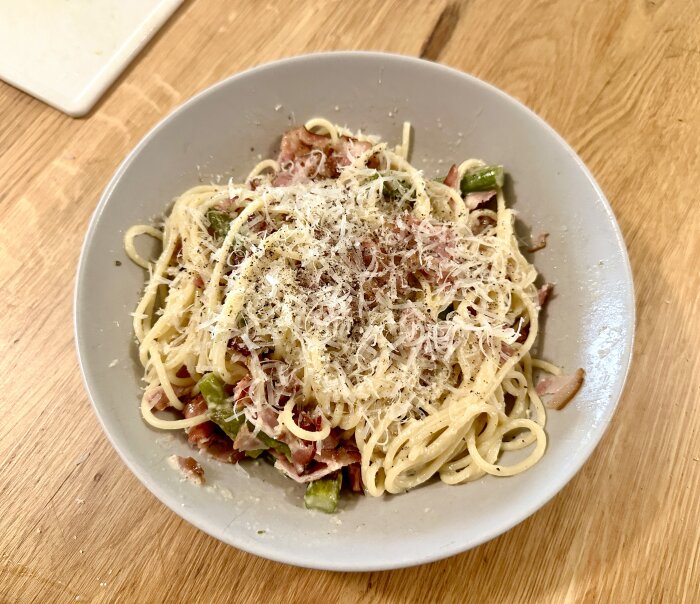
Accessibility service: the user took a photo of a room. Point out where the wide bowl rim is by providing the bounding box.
[74,50,635,571]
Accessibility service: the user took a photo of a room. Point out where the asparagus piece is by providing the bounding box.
[206,209,233,238]
[197,372,226,407]
[304,474,342,513]
[255,431,292,461]
[197,373,244,439]
[196,373,291,459]
[460,165,504,194]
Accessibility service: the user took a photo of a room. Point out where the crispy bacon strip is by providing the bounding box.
[346,463,363,493]
[536,368,585,410]
[335,136,373,167]
[145,385,191,411]
[278,127,330,162]
[183,395,244,464]
[464,190,495,210]
[471,214,496,235]
[183,396,215,448]
[272,445,361,483]
[233,424,265,452]
[444,164,459,189]
[538,283,554,307]
[274,127,376,184]
[527,232,549,253]
[170,455,205,485]
[501,342,516,359]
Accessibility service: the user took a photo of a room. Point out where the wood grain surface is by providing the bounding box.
[1,0,699,602]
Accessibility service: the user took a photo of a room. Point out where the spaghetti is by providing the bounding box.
[126,119,582,508]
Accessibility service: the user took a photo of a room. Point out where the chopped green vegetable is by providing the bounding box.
[211,411,245,440]
[245,449,264,459]
[207,209,233,238]
[197,373,244,439]
[460,165,504,194]
[197,373,226,408]
[196,373,290,456]
[304,474,342,513]
[255,430,292,461]
[382,179,411,202]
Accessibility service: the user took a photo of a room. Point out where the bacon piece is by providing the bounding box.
[180,393,245,464]
[170,455,205,485]
[298,410,323,433]
[516,321,530,344]
[346,463,363,493]
[380,214,458,287]
[298,128,331,148]
[229,337,251,356]
[321,445,361,467]
[289,440,315,467]
[243,404,315,467]
[290,151,325,181]
[501,342,516,359]
[187,423,244,464]
[464,190,495,210]
[258,405,279,433]
[271,171,294,187]
[276,411,317,468]
[204,435,245,464]
[184,395,207,418]
[186,422,216,449]
[145,388,170,411]
[233,375,252,404]
[273,454,339,483]
[274,456,344,483]
[471,214,496,235]
[214,196,237,211]
[275,127,377,183]
[536,368,585,410]
[183,395,218,450]
[145,385,191,411]
[538,283,554,307]
[322,428,342,451]
[444,164,459,189]
[233,424,265,452]
[360,239,380,269]
[272,444,361,483]
[527,232,549,253]
[335,136,373,167]
[278,127,330,163]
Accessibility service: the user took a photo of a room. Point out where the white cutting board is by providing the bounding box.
[0,0,183,117]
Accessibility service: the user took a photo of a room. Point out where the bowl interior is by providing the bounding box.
[75,52,634,571]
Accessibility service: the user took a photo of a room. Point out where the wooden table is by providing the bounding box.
[2,1,699,601]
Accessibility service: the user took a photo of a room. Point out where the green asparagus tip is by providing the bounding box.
[460,165,504,194]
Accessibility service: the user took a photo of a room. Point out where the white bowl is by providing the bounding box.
[75,52,634,571]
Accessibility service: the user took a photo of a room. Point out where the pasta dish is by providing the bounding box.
[126,119,583,512]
